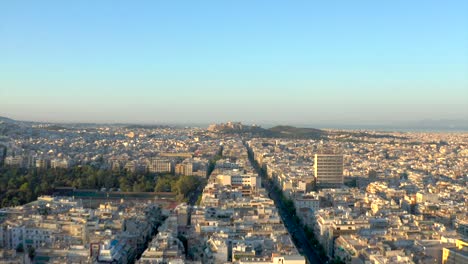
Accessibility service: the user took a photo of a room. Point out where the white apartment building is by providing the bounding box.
[217,173,260,189]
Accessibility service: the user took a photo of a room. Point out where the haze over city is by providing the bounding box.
[1,1,467,127]
[1,2,468,264]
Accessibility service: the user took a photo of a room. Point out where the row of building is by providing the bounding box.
[2,124,222,178]
[187,138,305,264]
[247,131,467,264]
[0,195,167,263]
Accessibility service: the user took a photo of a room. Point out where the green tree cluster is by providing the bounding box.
[0,166,155,208]
[206,146,223,176]
[155,174,206,202]
[0,165,208,208]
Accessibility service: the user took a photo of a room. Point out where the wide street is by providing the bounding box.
[265,180,323,264]
[245,143,323,264]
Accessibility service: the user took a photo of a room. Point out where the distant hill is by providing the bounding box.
[39,125,69,131]
[0,116,16,123]
[124,124,171,129]
[209,122,325,139]
[0,117,22,136]
[267,125,323,138]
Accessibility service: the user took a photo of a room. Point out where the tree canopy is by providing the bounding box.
[0,165,206,207]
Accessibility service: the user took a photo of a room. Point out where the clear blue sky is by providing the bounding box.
[1,1,467,125]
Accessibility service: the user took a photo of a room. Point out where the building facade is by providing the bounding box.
[314,154,344,188]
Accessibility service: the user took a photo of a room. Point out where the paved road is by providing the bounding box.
[244,143,323,264]
[264,181,323,264]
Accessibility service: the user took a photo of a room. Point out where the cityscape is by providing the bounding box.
[1,1,467,264]
[0,120,466,264]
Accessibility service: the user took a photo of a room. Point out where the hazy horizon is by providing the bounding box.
[2,114,468,132]
[1,1,467,124]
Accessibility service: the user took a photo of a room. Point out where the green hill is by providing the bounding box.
[265,126,324,139]
[212,123,325,139]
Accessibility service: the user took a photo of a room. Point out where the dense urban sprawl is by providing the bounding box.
[0,121,466,264]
